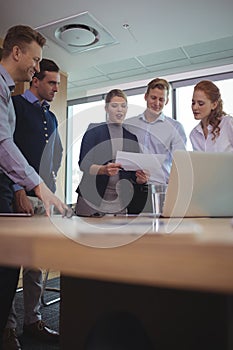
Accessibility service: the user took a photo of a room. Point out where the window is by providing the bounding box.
[66,100,105,204]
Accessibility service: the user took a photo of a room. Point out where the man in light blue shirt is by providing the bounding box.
[0,25,68,350]
[4,59,62,349]
[125,78,187,184]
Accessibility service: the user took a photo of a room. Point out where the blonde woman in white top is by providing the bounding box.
[190,80,233,152]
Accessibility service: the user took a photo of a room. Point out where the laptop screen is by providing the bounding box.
[162,150,233,218]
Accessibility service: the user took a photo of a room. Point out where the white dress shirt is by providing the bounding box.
[125,112,187,183]
[190,115,233,152]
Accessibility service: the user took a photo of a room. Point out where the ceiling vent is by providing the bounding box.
[36,11,118,54]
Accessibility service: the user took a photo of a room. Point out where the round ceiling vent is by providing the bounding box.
[55,24,99,47]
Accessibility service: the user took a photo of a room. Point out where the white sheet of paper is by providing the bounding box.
[116,151,166,183]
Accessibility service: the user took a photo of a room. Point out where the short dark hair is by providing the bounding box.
[2,25,46,59]
[146,78,170,96]
[33,58,60,81]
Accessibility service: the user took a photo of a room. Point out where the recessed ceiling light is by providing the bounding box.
[55,24,99,47]
[36,11,119,54]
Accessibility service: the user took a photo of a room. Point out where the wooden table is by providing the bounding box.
[0,215,233,349]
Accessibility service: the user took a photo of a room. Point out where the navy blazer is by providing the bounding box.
[76,122,141,207]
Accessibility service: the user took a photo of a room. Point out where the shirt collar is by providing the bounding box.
[22,89,50,109]
[139,111,165,124]
[196,122,212,134]
[195,123,203,133]
[0,64,15,91]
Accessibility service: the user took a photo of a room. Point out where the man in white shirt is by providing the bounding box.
[124,78,187,213]
[125,78,187,184]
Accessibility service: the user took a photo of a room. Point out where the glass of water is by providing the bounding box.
[151,184,167,216]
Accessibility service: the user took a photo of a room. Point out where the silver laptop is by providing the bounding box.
[0,213,32,217]
[162,150,233,218]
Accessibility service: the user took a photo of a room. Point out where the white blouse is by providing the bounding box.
[189,115,233,152]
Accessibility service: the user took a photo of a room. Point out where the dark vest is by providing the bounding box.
[12,95,63,193]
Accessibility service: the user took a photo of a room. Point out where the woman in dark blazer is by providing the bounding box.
[75,89,148,216]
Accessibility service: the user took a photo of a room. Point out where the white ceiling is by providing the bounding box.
[1,0,233,100]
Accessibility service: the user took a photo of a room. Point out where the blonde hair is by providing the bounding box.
[2,25,46,59]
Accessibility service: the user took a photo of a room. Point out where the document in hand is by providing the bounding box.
[116,151,166,183]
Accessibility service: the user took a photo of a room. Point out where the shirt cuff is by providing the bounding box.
[12,184,24,192]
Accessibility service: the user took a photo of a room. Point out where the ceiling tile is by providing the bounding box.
[108,68,148,80]
[184,36,233,57]
[189,49,233,64]
[108,67,149,80]
[138,48,188,66]
[96,58,143,74]
[67,81,78,89]
[71,76,110,87]
[147,58,191,72]
[70,67,103,81]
